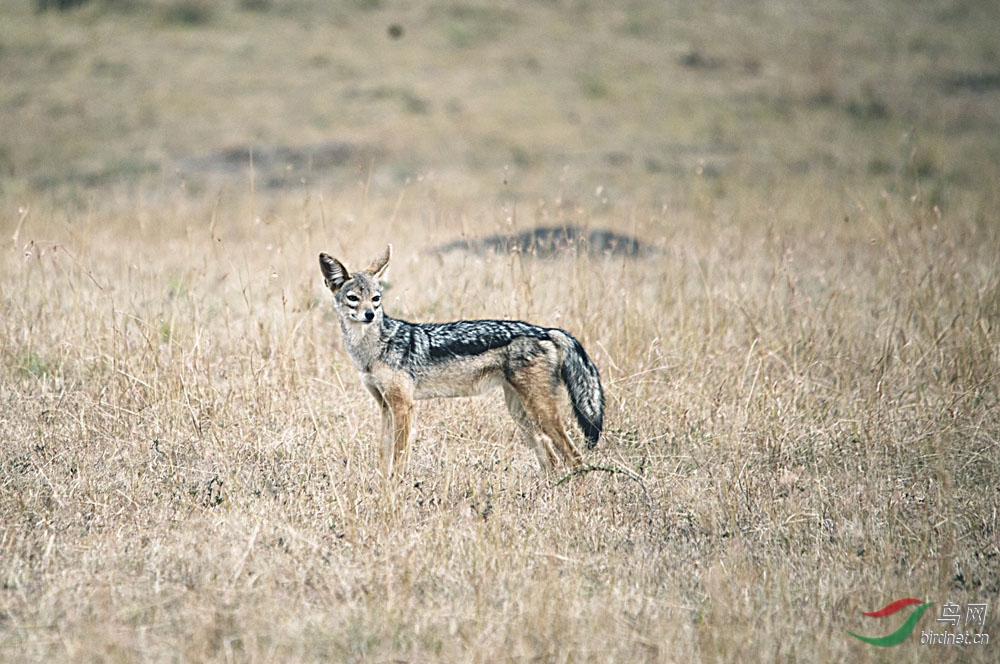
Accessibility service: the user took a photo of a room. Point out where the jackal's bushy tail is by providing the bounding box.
[551,330,604,449]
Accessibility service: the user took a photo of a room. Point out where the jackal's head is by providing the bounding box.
[318,245,391,325]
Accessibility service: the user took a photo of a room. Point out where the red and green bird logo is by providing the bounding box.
[846,598,934,647]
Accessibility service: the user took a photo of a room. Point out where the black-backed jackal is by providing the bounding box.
[319,245,604,477]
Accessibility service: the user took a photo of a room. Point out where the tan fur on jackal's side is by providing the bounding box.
[319,244,605,478]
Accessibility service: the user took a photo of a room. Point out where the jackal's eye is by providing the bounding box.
[345,293,360,304]
[372,294,381,305]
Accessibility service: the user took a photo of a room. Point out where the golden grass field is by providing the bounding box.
[2,1,999,661]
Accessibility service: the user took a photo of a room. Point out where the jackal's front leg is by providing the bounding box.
[366,386,394,476]
[370,379,414,478]
[386,397,412,477]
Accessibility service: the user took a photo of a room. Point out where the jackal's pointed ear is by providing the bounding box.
[319,252,349,291]
[363,244,392,278]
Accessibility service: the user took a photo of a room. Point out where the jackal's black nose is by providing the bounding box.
[364,310,375,322]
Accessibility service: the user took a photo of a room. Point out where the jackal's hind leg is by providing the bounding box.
[539,415,583,469]
[503,384,558,471]
[507,371,584,470]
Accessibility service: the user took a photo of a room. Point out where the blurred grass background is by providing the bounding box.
[4,0,999,210]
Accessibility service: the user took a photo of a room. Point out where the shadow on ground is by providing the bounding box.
[433,226,659,259]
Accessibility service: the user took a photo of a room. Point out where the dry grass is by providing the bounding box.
[3,185,998,661]
[3,1,1000,661]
